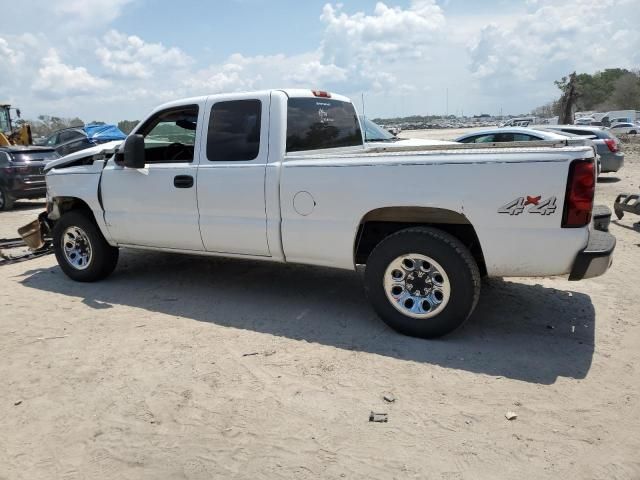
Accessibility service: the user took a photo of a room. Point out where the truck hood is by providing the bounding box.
[44,140,123,172]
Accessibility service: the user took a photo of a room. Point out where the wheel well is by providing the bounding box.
[354,207,487,276]
[51,197,94,221]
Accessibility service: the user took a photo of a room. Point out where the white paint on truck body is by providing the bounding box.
[45,89,595,279]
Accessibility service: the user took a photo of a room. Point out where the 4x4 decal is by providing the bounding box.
[498,196,557,216]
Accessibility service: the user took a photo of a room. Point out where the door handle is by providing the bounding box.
[174,175,194,188]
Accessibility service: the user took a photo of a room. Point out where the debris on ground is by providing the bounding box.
[242,350,276,357]
[14,400,22,406]
[369,412,388,423]
[0,237,53,266]
[383,393,396,403]
[505,411,518,421]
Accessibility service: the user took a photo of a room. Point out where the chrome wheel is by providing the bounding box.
[62,226,93,270]
[383,253,451,319]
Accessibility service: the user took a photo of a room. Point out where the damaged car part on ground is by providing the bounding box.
[1,212,53,265]
[19,89,617,339]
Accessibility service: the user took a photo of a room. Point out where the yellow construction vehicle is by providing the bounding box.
[0,104,33,146]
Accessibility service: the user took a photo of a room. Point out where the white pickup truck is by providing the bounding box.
[37,89,615,338]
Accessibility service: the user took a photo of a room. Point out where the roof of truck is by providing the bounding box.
[149,89,352,115]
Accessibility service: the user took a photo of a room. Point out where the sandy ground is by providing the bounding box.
[1,135,640,480]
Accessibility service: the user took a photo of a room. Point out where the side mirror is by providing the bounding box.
[16,109,21,118]
[122,134,145,168]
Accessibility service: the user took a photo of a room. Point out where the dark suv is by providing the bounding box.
[0,146,59,210]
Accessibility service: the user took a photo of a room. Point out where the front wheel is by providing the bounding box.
[364,227,481,338]
[53,210,119,282]
[0,187,14,211]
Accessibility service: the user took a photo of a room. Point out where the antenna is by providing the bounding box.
[361,92,367,142]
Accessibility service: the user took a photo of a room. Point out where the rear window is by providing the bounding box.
[593,130,615,140]
[10,151,59,163]
[286,98,362,152]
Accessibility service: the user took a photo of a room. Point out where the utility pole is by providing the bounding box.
[446,88,449,117]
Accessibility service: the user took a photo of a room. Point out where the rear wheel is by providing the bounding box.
[0,187,14,211]
[364,227,480,338]
[53,210,119,282]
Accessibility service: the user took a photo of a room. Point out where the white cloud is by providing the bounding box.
[32,49,110,99]
[52,0,136,28]
[0,37,23,69]
[320,1,445,66]
[3,0,639,122]
[315,1,447,94]
[468,0,640,98]
[96,30,193,79]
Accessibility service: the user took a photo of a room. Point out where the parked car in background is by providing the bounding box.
[455,127,603,177]
[499,117,534,127]
[0,145,59,210]
[360,116,455,147]
[609,122,638,135]
[575,117,595,126]
[601,110,640,126]
[541,125,624,173]
[455,127,568,144]
[42,124,127,156]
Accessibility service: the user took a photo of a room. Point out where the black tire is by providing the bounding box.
[53,210,119,282]
[0,187,15,211]
[364,227,480,338]
[630,130,637,135]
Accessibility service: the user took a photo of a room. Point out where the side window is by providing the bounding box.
[565,129,590,136]
[472,134,496,143]
[138,105,199,163]
[512,133,539,141]
[207,100,261,161]
[494,133,515,142]
[59,130,83,143]
[45,134,58,146]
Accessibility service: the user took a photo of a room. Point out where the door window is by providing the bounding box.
[138,106,199,163]
[461,134,496,143]
[58,130,84,143]
[207,100,261,161]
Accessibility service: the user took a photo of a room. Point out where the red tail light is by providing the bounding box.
[604,138,618,153]
[562,159,595,228]
[312,90,331,98]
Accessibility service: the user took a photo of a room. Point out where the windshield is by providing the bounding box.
[360,116,395,142]
[0,107,10,134]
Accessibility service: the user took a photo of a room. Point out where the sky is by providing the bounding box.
[1,0,639,123]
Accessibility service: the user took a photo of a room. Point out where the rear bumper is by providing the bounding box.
[600,152,624,173]
[569,229,616,281]
[5,179,46,200]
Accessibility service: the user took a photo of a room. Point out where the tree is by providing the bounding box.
[557,72,579,124]
[117,120,139,134]
[533,68,640,118]
[608,73,640,110]
[29,115,84,137]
